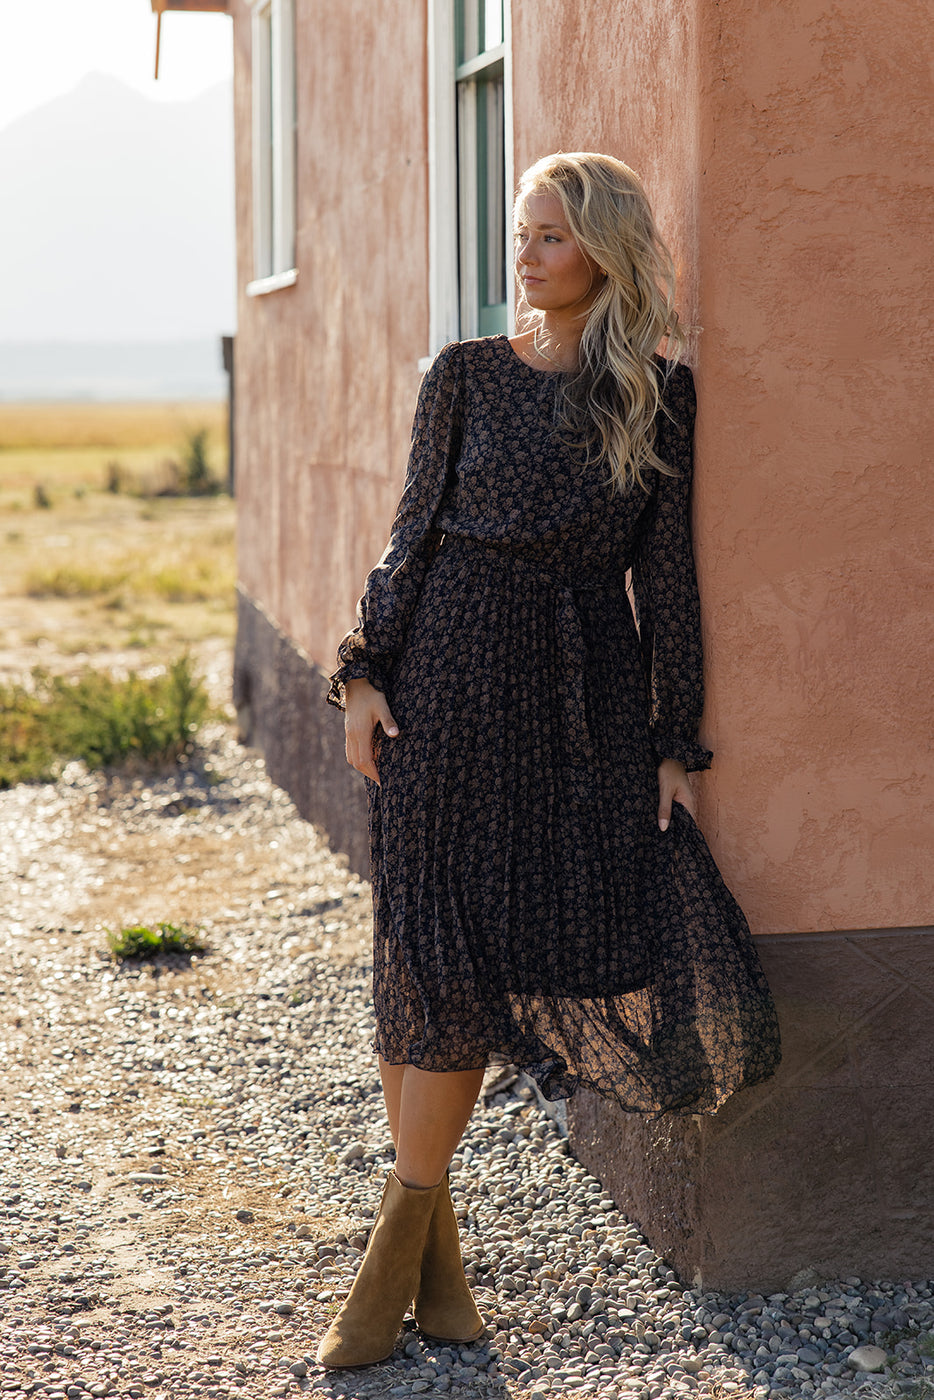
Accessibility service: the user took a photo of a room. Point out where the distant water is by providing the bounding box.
[0,340,230,401]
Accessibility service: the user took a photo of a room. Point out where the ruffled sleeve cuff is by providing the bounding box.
[650,730,713,773]
[325,633,390,711]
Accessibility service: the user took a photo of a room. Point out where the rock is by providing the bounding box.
[2,730,932,1400]
[848,1345,887,1372]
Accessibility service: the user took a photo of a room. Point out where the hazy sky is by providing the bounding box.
[0,0,233,133]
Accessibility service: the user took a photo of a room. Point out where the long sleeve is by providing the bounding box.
[326,342,463,710]
[631,362,713,772]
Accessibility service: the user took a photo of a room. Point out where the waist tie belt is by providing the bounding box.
[436,534,631,775]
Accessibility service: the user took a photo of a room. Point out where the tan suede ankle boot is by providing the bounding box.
[316,1171,442,1369]
[413,1174,484,1343]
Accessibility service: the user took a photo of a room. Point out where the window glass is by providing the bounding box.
[483,0,504,50]
[479,75,505,325]
[457,0,503,61]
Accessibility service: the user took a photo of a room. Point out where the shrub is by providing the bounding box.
[180,427,220,496]
[108,921,206,961]
[0,654,209,788]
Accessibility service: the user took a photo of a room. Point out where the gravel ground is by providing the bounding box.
[1,729,933,1400]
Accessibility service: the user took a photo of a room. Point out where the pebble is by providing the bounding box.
[847,1344,887,1372]
[0,731,932,1400]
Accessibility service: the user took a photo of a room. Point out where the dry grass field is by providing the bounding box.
[0,401,235,695]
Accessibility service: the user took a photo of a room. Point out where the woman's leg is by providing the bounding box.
[378,1056,405,1149]
[379,1056,484,1187]
[377,1057,486,1344]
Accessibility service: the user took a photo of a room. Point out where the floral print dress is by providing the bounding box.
[328,335,780,1113]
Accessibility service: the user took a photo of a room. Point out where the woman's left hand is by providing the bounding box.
[657,758,695,831]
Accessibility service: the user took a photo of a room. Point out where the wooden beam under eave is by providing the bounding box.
[153,1,229,12]
[151,0,229,80]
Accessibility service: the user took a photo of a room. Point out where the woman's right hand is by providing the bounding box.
[343,678,399,785]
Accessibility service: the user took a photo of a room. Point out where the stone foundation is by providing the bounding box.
[233,587,369,877]
[568,927,934,1291]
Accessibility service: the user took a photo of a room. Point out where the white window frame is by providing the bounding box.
[421,0,513,366]
[247,0,297,297]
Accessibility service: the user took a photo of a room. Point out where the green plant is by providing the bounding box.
[180,428,219,496]
[33,482,52,509]
[108,921,206,961]
[0,654,209,788]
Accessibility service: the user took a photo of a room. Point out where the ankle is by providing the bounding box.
[391,1168,443,1191]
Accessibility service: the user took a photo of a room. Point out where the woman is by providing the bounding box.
[318,152,780,1369]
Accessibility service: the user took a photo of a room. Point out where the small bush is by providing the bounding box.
[108,921,206,961]
[180,428,220,496]
[0,654,209,788]
[33,483,52,509]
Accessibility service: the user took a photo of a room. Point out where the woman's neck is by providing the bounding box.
[529,315,584,372]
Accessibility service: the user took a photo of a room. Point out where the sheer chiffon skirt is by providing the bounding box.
[367,543,781,1115]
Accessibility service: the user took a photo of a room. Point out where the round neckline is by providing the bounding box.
[499,333,567,377]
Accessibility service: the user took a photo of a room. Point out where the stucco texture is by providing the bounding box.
[512,0,933,935]
[230,0,429,706]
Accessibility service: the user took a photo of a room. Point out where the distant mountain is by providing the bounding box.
[0,72,235,344]
[0,339,227,402]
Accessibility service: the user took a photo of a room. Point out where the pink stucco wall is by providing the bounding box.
[231,0,429,685]
[693,0,933,934]
[512,0,933,935]
[233,0,932,939]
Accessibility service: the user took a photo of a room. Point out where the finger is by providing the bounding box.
[354,750,381,785]
[657,787,673,832]
[375,698,400,738]
[673,785,697,820]
[345,729,381,785]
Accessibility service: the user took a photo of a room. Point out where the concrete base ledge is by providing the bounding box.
[233,586,369,876]
[568,926,934,1291]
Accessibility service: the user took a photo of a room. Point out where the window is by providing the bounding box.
[455,0,507,337]
[425,0,512,357]
[247,0,297,296]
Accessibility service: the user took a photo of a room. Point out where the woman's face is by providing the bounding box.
[514,192,603,317]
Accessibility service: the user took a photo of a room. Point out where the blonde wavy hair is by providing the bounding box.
[515,152,687,494]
